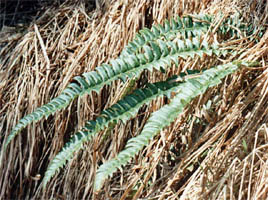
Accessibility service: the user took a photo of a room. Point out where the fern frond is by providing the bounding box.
[5,13,255,150]
[42,79,185,187]
[5,34,222,150]
[94,61,251,191]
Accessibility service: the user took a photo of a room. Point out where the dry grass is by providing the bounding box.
[0,0,268,199]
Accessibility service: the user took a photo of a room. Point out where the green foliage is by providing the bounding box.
[4,15,219,150]
[2,13,260,192]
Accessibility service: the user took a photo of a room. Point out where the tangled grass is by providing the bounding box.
[0,0,268,199]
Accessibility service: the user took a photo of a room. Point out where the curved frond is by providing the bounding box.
[5,33,222,150]
[5,13,258,150]
[94,61,252,191]
[42,79,185,187]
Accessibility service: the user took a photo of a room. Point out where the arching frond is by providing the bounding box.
[6,13,256,150]
[3,11,260,197]
[5,33,222,150]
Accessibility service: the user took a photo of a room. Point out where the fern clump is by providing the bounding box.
[2,13,260,192]
[4,14,221,150]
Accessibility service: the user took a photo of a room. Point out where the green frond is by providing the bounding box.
[4,84,80,150]
[42,79,185,188]
[94,61,251,191]
[5,33,222,150]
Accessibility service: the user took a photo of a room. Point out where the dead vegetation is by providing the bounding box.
[0,0,268,199]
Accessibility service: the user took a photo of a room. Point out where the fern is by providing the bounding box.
[4,13,260,150]
[3,12,260,195]
[94,61,251,191]
[4,29,221,150]
[5,13,254,149]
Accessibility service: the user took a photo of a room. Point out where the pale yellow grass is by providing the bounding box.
[0,0,267,199]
